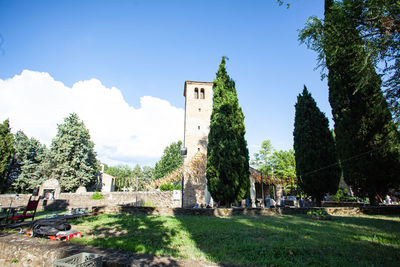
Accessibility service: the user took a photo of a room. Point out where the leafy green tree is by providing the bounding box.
[270,149,297,195]
[105,165,133,179]
[141,165,154,189]
[251,140,295,178]
[0,119,14,193]
[51,113,98,192]
[153,141,183,180]
[251,140,274,174]
[105,165,134,191]
[11,131,50,192]
[300,0,400,204]
[293,86,341,205]
[269,149,296,179]
[252,140,296,194]
[207,57,250,206]
[132,164,148,191]
[105,164,154,191]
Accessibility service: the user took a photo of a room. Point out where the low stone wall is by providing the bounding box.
[322,201,365,207]
[1,192,399,215]
[0,191,180,211]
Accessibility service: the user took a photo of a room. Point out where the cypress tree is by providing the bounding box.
[206,57,250,206]
[293,86,341,205]
[324,1,400,204]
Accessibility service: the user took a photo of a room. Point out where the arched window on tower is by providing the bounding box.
[200,88,205,99]
[194,88,199,99]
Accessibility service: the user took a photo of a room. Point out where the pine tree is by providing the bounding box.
[206,57,250,206]
[324,1,400,204]
[51,113,98,192]
[293,86,341,205]
[0,119,14,193]
[11,131,49,193]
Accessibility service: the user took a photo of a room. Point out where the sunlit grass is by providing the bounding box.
[70,213,400,266]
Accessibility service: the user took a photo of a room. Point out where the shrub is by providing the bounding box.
[307,209,329,217]
[175,184,182,190]
[91,191,103,200]
[160,183,181,191]
[160,183,174,191]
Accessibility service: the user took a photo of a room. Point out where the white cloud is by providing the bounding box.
[0,70,184,166]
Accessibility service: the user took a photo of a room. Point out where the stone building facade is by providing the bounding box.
[183,81,213,207]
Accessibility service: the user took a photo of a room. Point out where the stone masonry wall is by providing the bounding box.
[183,81,213,207]
[0,191,180,211]
[183,173,206,208]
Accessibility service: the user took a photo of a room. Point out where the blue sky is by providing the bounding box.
[0,0,330,166]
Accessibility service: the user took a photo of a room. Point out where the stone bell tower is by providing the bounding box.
[183,81,213,207]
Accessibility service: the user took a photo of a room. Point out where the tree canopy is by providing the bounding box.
[269,149,296,180]
[206,57,250,206]
[0,119,14,193]
[251,140,274,175]
[293,86,341,204]
[300,0,400,123]
[51,113,98,192]
[153,141,183,180]
[300,0,400,204]
[251,140,296,193]
[105,164,154,191]
[11,131,49,193]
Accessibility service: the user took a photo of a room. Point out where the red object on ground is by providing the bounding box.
[7,196,39,223]
[49,231,81,241]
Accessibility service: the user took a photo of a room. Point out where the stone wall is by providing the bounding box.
[321,201,365,207]
[183,173,206,208]
[0,191,180,211]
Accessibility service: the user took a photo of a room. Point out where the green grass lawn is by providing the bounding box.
[69,213,400,266]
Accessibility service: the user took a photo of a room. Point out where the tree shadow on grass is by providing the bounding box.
[172,212,400,267]
[70,213,180,258]
[332,214,400,229]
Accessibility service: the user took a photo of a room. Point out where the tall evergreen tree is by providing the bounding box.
[294,86,341,205]
[341,0,400,123]
[51,113,98,192]
[11,131,49,192]
[300,1,400,204]
[153,141,183,180]
[325,1,400,204]
[301,0,400,122]
[0,119,14,193]
[206,57,250,206]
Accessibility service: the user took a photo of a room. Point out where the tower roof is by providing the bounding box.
[184,81,213,97]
